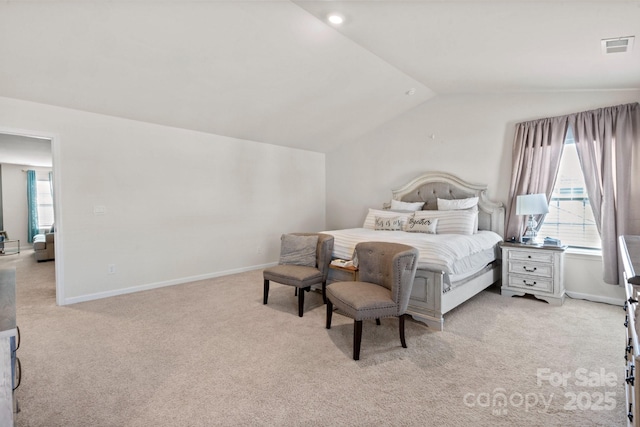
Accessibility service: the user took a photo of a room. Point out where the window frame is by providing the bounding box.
[35,177,54,233]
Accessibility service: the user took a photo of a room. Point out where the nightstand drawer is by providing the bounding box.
[508,261,553,278]
[509,250,554,263]
[508,274,553,293]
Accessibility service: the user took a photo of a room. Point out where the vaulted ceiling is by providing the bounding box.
[1,1,638,153]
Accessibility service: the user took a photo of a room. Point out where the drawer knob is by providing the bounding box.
[625,315,629,328]
[527,255,531,258]
[627,365,635,386]
[523,280,536,286]
[630,297,639,305]
[630,403,634,422]
[523,266,537,272]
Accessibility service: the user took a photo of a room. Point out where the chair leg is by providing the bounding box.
[298,287,305,317]
[376,318,381,326]
[322,281,327,304]
[354,320,363,361]
[399,314,407,348]
[263,279,269,305]
[326,300,333,329]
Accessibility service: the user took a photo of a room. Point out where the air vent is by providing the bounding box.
[601,36,635,54]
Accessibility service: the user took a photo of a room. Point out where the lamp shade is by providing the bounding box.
[516,193,549,216]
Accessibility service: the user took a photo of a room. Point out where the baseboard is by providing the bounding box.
[565,290,625,307]
[62,262,278,305]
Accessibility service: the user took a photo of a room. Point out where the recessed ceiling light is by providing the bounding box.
[328,14,344,25]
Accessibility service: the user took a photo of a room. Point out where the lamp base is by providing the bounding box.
[522,215,539,245]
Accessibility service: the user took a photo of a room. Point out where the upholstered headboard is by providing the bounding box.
[388,172,505,237]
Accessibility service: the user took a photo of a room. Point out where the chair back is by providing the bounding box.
[290,232,334,281]
[355,242,419,314]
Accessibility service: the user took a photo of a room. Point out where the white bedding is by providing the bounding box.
[323,228,502,276]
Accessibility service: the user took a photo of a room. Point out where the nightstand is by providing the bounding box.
[500,242,566,305]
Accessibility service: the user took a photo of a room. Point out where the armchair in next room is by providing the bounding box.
[34,225,55,262]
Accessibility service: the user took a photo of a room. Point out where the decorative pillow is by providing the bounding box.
[374,216,403,231]
[279,234,318,267]
[437,197,479,210]
[406,216,438,234]
[390,199,425,211]
[363,209,412,230]
[412,210,477,235]
[437,197,479,232]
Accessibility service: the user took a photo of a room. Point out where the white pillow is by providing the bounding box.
[390,199,425,211]
[363,209,412,229]
[406,216,438,234]
[374,216,404,231]
[437,197,479,210]
[437,197,479,232]
[412,210,477,235]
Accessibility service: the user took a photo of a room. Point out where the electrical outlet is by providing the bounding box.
[107,264,116,274]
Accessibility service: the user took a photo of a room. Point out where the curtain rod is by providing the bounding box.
[516,101,639,126]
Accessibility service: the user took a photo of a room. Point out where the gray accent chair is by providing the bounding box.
[34,232,55,262]
[263,233,334,317]
[326,242,419,360]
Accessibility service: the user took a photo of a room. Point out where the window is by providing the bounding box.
[36,178,54,232]
[538,128,601,249]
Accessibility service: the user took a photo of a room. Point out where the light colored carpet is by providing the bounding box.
[13,250,625,426]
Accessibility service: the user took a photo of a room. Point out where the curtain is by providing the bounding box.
[504,116,569,241]
[48,171,55,231]
[48,171,54,199]
[570,102,640,284]
[27,170,39,243]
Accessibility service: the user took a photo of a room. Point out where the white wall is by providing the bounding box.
[0,164,52,245]
[0,96,326,304]
[1,164,27,245]
[326,90,640,303]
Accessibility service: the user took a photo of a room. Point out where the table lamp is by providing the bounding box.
[516,193,549,245]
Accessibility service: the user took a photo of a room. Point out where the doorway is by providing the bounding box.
[0,129,62,304]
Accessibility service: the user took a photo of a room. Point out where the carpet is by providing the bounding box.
[13,251,625,426]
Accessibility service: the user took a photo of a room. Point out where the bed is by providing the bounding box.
[324,172,505,331]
